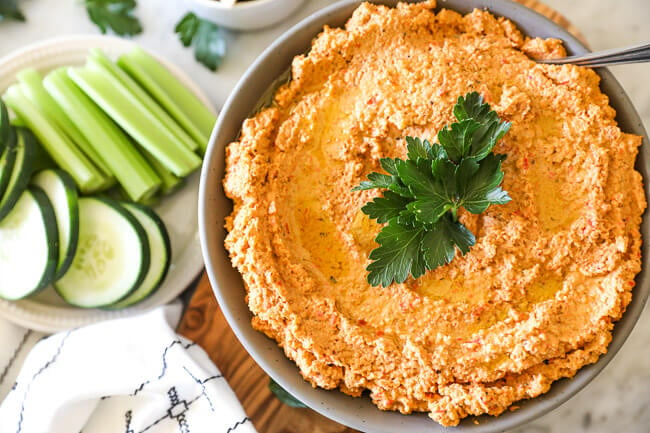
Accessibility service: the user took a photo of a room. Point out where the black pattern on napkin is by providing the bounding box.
[132,340,195,396]
[16,331,72,433]
[182,366,223,412]
[226,417,251,433]
[0,331,32,387]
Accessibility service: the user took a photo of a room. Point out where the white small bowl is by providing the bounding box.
[189,0,306,31]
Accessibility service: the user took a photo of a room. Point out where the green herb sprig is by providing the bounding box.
[353,92,511,287]
[84,0,143,36]
[0,0,25,23]
[175,12,226,72]
[268,378,307,408]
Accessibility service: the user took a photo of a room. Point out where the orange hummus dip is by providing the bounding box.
[223,1,646,426]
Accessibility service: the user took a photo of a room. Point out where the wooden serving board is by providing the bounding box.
[177,4,584,432]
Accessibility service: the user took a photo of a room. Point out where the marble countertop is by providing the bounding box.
[1,1,649,432]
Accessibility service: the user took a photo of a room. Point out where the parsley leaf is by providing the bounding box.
[362,191,411,224]
[454,91,497,124]
[421,214,475,269]
[437,118,481,162]
[366,220,426,286]
[85,0,142,36]
[353,92,511,287]
[380,157,399,176]
[175,12,226,71]
[459,153,510,213]
[268,379,307,408]
[352,171,393,191]
[442,93,511,162]
[0,0,25,22]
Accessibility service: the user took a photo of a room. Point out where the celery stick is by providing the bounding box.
[119,48,215,144]
[3,85,106,193]
[87,49,199,153]
[139,146,183,195]
[16,69,116,185]
[117,55,208,151]
[68,67,202,177]
[117,48,215,152]
[10,117,26,127]
[44,69,161,202]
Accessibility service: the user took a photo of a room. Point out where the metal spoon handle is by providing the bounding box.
[539,42,650,67]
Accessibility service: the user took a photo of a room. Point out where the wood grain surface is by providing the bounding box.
[176,3,583,432]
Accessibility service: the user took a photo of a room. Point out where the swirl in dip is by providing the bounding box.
[223,1,645,426]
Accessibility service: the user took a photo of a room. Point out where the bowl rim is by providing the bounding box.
[199,1,650,431]
[190,0,295,10]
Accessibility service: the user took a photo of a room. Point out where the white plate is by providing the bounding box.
[0,35,213,333]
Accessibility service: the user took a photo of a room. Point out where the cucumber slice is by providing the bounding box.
[54,196,151,308]
[21,126,56,173]
[0,127,35,221]
[0,187,59,300]
[0,100,10,154]
[107,203,171,309]
[31,169,80,280]
[0,127,18,199]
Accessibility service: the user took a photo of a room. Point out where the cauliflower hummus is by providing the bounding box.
[223,1,646,426]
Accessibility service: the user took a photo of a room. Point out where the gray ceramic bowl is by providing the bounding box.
[199,1,650,431]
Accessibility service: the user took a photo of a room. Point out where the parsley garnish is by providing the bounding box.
[84,0,142,36]
[174,12,226,71]
[0,0,25,22]
[353,92,511,287]
[268,378,307,408]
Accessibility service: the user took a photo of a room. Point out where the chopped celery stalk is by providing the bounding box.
[43,69,162,202]
[10,117,27,127]
[117,48,215,152]
[68,67,202,177]
[119,48,215,145]
[16,69,116,184]
[3,85,107,193]
[87,49,199,153]
[139,146,183,195]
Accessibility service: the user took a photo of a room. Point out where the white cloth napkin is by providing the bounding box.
[0,305,258,433]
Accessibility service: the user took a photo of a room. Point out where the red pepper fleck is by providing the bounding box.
[376,330,384,336]
[357,319,367,326]
[522,157,529,170]
[558,80,570,85]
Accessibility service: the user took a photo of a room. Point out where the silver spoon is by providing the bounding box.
[538,42,650,67]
